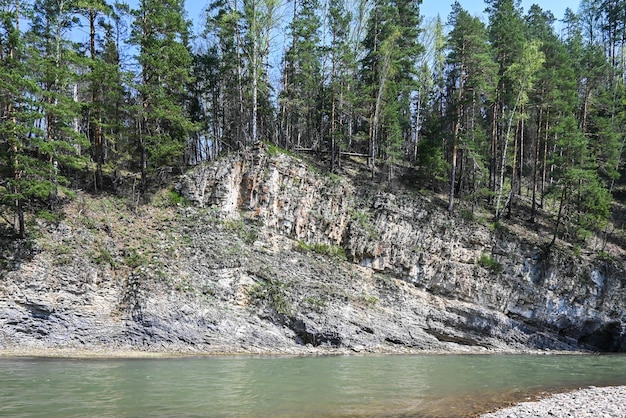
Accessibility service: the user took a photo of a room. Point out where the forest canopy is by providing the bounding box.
[0,0,624,251]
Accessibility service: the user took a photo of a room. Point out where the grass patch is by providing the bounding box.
[327,172,343,184]
[479,253,503,274]
[124,248,148,268]
[459,209,475,222]
[250,277,292,315]
[358,293,379,308]
[223,218,258,244]
[597,250,615,262]
[302,296,327,312]
[92,245,116,267]
[295,240,346,261]
[351,210,380,240]
[153,189,188,207]
[37,209,63,225]
[264,141,299,159]
[50,241,75,266]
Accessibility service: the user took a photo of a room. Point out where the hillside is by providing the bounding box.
[0,144,624,354]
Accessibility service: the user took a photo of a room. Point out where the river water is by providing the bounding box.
[1,354,625,417]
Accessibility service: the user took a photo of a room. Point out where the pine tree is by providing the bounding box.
[28,0,88,203]
[130,0,195,192]
[96,5,131,177]
[0,0,37,237]
[326,0,355,171]
[76,0,114,191]
[1,0,84,236]
[526,5,571,223]
[360,0,421,180]
[445,2,495,211]
[280,0,322,150]
[485,0,525,201]
[242,0,278,144]
[547,115,611,248]
[493,39,544,219]
[188,46,221,162]
[205,0,246,148]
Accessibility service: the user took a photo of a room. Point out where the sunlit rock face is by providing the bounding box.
[0,145,623,354]
[178,144,625,353]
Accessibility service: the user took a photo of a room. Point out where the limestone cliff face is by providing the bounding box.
[178,144,626,352]
[0,145,624,354]
[178,146,353,245]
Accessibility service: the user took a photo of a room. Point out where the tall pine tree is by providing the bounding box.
[130,0,195,192]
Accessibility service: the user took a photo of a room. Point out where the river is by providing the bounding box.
[1,354,625,417]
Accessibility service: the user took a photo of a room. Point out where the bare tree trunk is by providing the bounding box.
[489,101,499,204]
[252,42,258,144]
[496,82,525,219]
[449,70,464,212]
[530,106,543,223]
[518,110,524,196]
[506,119,519,219]
[548,181,567,251]
[540,115,549,209]
[232,0,245,146]
[89,8,104,191]
[370,51,392,181]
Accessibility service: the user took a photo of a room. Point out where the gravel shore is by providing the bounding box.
[481,386,626,418]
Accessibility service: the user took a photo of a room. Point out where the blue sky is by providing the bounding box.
[182,0,579,29]
[177,0,578,66]
[420,0,577,22]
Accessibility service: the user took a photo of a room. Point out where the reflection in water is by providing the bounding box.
[0,354,625,417]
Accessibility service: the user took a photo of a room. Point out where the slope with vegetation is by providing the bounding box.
[0,144,624,354]
[0,0,625,352]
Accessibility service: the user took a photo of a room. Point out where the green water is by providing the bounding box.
[0,354,625,417]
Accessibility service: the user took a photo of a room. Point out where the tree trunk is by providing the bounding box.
[489,100,499,204]
[495,81,525,219]
[506,119,520,219]
[89,9,104,191]
[548,181,567,251]
[448,72,464,212]
[252,45,258,143]
[530,106,543,223]
[540,115,549,209]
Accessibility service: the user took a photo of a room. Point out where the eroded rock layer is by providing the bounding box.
[1,145,624,353]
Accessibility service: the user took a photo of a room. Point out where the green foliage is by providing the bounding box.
[92,245,116,267]
[124,248,148,269]
[459,209,475,222]
[280,0,323,147]
[264,141,299,159]
[222,218,258,244]
[358,293,379,308]
[250,277,291,315]
[130,0,196,189]
[154,190,188,208]
[351,210,380,240]
[0,0,623,260]
[360,0,422,175]
[597,251,615,262]
[36,210,63,225]
[302,296,327,312]
[479,253,503,274]
[49,240,76,265]
[326,172,342,184]
[295,240,346,261]
[488,220,506,232]
[417,115,449,185]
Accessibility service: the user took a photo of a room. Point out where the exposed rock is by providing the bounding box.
[0,144,624,354]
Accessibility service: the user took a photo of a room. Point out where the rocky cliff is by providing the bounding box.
[1,144,624,354]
